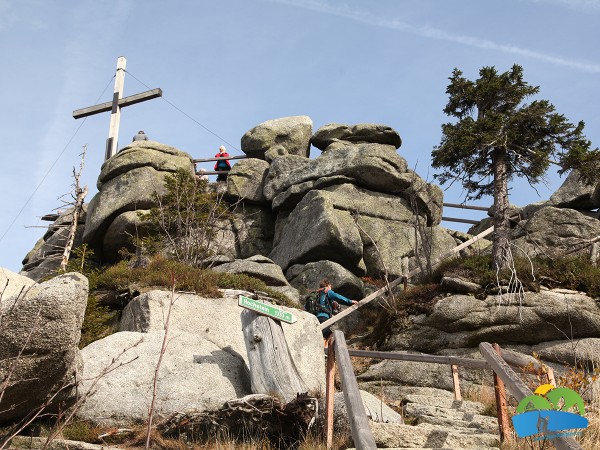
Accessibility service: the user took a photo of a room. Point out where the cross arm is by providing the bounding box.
[72,88,162,119]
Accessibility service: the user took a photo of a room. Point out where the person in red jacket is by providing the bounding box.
[214,145,231,181]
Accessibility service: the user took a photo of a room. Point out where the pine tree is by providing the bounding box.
[432,64,600,270]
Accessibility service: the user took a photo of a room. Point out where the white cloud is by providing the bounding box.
[268,0,600,73]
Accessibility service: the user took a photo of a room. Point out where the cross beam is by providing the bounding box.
[72,56,162,161]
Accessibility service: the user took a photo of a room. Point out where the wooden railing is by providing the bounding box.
[324,334,580,449]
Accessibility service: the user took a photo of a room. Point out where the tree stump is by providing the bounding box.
[241,309,308,403]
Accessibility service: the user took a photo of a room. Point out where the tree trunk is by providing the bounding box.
[241,310,308,403]
[492,148,510,271]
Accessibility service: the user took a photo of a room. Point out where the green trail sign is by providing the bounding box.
[238,295,297,324]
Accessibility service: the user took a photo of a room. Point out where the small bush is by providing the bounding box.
[79,294,120,348]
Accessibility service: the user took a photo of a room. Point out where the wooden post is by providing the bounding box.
[492,343,511,443]
[325,336,336,450]
[450,364,462,401]
[480,342,583,450]
[106,56,126,160]
[332,330,377,450]
[241,310,307,404]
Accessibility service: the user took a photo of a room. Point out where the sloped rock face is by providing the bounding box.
[225,158,270,204]
[286,260,364,298]
[241,116,312,159]
[78,331,251,426]
[0,271,88,424]
[118,289,324,401]
[83,142,194,259]
[20,206,87,281]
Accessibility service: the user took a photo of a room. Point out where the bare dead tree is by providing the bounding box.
[60,146,88,271]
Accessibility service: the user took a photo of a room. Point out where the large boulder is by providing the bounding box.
[269,190,365,274]
[97,141,193,189]
[0,271,88,424]
[550,170,600,210]
[225,158,270,204]
[311,123,401,150]
[118,289,325,396]
[78,330,251,426]
[212,256,299,303]
[102,210,154,262]
[83,142,194,258]
[286,260,364,299]
[512,206,600,259]
[264,144,409,208]
[241,116,313,159]
[382,289,600,354]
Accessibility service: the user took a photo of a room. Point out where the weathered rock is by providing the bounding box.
[78,330,251,426]
[212,255,292,287]
[358,217,456,279]
[550,170,600,210]
[119,289,325,394]
[384,290,600,353]
[225,158,270,204]
[264,145,288,163]
[97,141,193,189]
[311,123,401,150]
[83,166,171,251]
[230,204,276,259]
[102,210,154,262]
[269,190,365,274]
[20,208,87,281]
[241,116,313,159]
[0,272,88,424]
[286,260,364,299]
[511,206,600,259]
[368,421,499,449]
[405,403,497,431]
[263,144,408,205]
[440,276,482,294]
[0,267,36,302]
[332,390,402,437]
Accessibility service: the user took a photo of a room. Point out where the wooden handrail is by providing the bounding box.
[192,155,247,163]
[331,331,377,449]
[480,342,583,450]
[318,224,495,330]
[443,202,490,211]
[343,348,489,369]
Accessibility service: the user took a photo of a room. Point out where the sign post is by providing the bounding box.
[238,295,297,324]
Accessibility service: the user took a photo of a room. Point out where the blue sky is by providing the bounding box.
[1,0,599,272]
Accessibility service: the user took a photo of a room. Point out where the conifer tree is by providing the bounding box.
[432,64,600,270]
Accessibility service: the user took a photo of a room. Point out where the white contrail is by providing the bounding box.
[267,0,600,73]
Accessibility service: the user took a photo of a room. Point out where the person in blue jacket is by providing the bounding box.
[316,278,358,339]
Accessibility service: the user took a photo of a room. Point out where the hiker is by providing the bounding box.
[214,145,231,182]
[314,278,358,339]
[133,130,149,142]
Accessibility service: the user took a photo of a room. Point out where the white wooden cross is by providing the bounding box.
[72,56,162,161]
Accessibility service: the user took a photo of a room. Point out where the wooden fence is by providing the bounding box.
[324,333,580,450]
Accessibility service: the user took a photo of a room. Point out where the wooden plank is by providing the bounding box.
[492,344,511,443]
[198,171,230,175]
[72,88,163,119]
[443,202,490,211]
[192,155,247,163]
[442,216,481,225]
[451,364,462,401]
[344,349,490,369]
[332,331,377,450]
[319,225,495,330]
[73,88,162,119]
[241,310,307,403]
[325,336,336,450]
[479,342,583,450]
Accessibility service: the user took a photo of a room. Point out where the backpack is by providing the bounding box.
[304,290,333,316]
[304,290,322,315]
